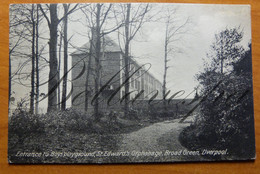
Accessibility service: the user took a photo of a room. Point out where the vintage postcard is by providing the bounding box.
[8,3,255,163]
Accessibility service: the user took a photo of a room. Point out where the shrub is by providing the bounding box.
[9,109,44,139]
[41,108,92,133]
[179,31,255,159]
[179,70,255,159]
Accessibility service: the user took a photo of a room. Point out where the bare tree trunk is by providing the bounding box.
[35,4,40,114]
[58,31,62,110]
[30,4,35,114]
[61,4,68,111]
[47,4,59,112]
[124,4,131,118]
[161,12,191,111]
[40,4,78,112]
[85,29,94,112]
[162,22,168,111]
[94,4,102,121]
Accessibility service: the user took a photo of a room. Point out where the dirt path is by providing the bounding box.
[119,116,202,162]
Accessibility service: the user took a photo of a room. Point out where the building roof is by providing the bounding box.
[71,36,121,55]
[70,35,163,85]
[129,57,163,85]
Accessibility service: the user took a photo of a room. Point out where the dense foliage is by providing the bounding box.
[8,106,159,163]
[179,28,255,159]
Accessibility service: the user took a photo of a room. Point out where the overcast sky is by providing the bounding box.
[10,3,252,111]
[69,3,251,97]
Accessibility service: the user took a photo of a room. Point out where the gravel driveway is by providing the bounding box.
[118,116,202,162]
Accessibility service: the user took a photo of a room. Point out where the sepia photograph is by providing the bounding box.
[8,3,255,163]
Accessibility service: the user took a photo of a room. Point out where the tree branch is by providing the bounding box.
[129,4,149,41]
[39,4,50,28]
[101,22,125,36]
[58,4,79,24]
[100,4,113,28]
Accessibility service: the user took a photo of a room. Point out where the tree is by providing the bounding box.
[9,4,50,115]
[40,4,78,112]
[29,4,36,114]
[9,4,41,114]
[61,3,69,111]
[9,4,28,105]
[162,8,191,110]
[84,29,93,113]
[40,4,59,112]
[115,3,151,117]
[93,3,102,119]
[123,4,131,117]
[35,4,40,114]
[81,3,124,119]
[207,27,244,74]
[180,28,255,159]
[57,30,63,110]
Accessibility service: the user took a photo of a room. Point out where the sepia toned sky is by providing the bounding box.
[10,3,252,111]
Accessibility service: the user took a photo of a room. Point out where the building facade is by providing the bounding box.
[71,37,163,113]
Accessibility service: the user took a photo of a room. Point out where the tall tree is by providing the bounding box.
[9,4,28,104]
[92,3,102,120]
[115,3,151,117]
[9,4,44,113]
[84,30,93,112]
[162,9,191,110]
[189,28,254,158]
[35,4,40,114]
[29,4,36,114]
[40,4,78,112]
[47,4,59,112]
[81,3,124,119]
[61,3,69,111]
[9,4,38,114]
[123,4,131,117]
[57,30,63,110]
[208,27,244,74]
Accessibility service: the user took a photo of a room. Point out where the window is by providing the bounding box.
[122,90,125,98]
[145,73,148,81]
[122,72,125,83]
[131,78,134,88]
[137,81,140,91]
[131,64,135,72]
[145,84,148,95]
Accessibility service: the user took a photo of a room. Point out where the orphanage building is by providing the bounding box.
[71,36,163,113]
